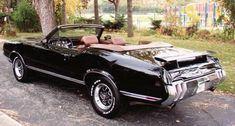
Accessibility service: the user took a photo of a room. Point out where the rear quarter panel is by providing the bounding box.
[85,48,168,101]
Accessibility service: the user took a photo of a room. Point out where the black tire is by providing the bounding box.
[90,76,122,118]
[12,56,29,82]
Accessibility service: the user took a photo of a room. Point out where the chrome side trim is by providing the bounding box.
[26,65,85,85]
[120,90,162,102]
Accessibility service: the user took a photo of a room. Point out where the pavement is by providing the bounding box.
[0,39,235,126]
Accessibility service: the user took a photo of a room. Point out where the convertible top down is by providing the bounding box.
[3,24,226,118]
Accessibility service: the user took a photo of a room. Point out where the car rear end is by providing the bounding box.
[155,48,226,106]
[126,46,225,106]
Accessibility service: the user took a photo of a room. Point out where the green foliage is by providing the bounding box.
[223,26,235,40]
[0,12,6,17]
[216,14,234,40]
[102,14,126,31]
[70,16,102,24]
[207,30,226,42]
[150,19,162,29]
[221,0,235,27]
[12,0,41,32]
[74,16,95,24]
[55,1,63,25]
[137,29,155,36]
[100,1,163,14]
[218,0,235,39]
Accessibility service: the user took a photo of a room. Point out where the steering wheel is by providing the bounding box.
[51,37,73,48]
[48,37,74,48]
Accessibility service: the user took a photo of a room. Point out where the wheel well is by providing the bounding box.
[9,53,18,62]
[84,73,103,88]
[84,71,117,89]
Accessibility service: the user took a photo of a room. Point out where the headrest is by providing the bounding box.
[81,35,99,46]
[112,37,126,46]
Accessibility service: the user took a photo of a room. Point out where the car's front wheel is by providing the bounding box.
[90,77,121,118]
[13,56,29,82]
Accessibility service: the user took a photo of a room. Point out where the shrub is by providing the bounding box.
[73,16,95,24]
[195,29,211,39]
[186,25,198,37]
[223,26,235,40]
[4,23,16,37]
[209,31,225,42]
[138,29,155,36]
[0,12,6,17]
[158,26,174,36]
[150,19,161,29]
[173,27,187,38]
[102,14,126,31]
[12,0,41,32]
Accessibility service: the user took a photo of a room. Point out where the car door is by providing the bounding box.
[22,43,65,74]
[23,42,85,80]
[46,45,81,78]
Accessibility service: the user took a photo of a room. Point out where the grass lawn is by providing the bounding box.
[3,32,235,94]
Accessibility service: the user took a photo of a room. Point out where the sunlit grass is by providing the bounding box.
[3,32,43,41]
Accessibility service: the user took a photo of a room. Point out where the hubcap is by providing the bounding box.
[94,83,114,110]
[14,58,23,79]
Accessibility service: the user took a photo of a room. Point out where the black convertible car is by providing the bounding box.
[3,24,225,118]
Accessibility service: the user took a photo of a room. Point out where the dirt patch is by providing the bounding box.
[214,90,235,97]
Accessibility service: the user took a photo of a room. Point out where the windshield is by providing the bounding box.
[51,27,102,39]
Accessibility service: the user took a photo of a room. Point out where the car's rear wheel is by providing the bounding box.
[13,56,29,82]
[90,77,122,118]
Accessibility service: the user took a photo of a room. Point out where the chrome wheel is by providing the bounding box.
[14,58,24,79]
[94,83,114,110]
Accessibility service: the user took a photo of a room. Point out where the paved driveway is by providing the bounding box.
[0,41,235,126]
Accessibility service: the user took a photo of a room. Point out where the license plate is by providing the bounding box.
[196,77,207,93]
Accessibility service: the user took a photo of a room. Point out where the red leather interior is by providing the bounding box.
[112,38,126,45]
[81,35,99,46]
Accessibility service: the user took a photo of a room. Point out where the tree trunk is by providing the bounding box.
[94,0,99,24]
[114,3,119,19]
[61,0,66,24]
[127,0,133,37]
[108,0,119,19]
[33,0,56,36]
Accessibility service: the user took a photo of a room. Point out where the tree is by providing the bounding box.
[33,0,57,36]
[61,0,66,24]
[108,0,119,19]
[12,0,41,32]
[127,0,133,37]
[218,0,235,39]
[63,0,89,17]
[94,0,99,24]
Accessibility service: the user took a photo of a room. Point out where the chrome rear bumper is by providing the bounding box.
[161,69,225,106]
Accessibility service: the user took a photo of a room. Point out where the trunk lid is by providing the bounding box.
[126,47,209,70]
